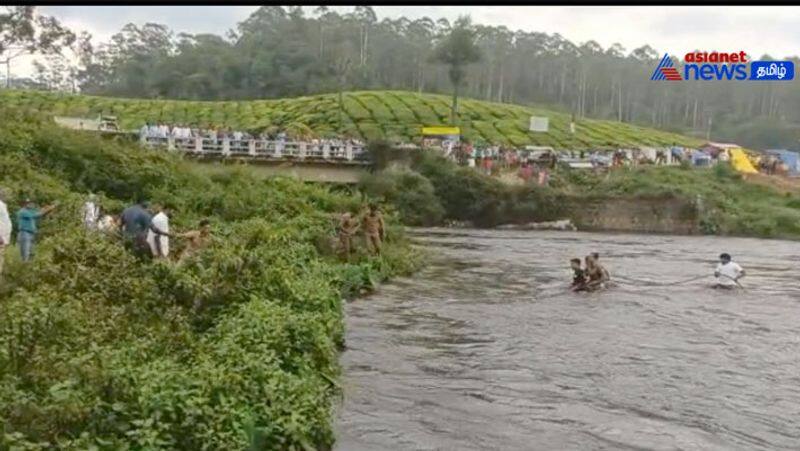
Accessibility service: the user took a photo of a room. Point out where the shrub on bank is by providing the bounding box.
[358,168,445,226]
[366,145,800,238]
[0,110,421,450]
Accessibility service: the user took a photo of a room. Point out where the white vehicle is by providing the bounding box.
[98,115,119,132]
[521,145,556,162]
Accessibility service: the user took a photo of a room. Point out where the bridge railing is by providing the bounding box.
[140,136,369,163]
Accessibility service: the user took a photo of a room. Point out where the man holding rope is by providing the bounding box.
[713,253,745,289]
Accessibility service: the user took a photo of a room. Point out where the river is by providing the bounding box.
[334,228,800,451]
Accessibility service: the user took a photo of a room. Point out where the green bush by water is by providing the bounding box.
[0,109,421,450]
[360,147,800,238]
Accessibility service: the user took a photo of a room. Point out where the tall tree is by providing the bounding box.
[431,16,482,125]
[0,6,75,87]
[45,5,800,149]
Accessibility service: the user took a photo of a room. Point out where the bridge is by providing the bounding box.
[140,136,372,183]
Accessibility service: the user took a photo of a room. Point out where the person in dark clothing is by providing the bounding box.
[120,201,153,258]
[570,258,587,291]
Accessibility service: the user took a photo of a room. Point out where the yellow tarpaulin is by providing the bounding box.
[729,148,758,174]
[422,126,460,136]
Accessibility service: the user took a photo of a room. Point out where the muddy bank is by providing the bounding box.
[447,195,701,235]
[570,195,699,235]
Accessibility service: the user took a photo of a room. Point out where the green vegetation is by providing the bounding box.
[0,109,421,450]
[361,151,570,228]
[360,150,800,239]
[551,162,800,238]
[0,89,703,149]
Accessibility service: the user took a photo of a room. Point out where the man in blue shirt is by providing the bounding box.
[120,201,153,258]
[16,198,57,262]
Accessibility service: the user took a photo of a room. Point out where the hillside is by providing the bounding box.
[0,89,703,149]
[0,109,419,449]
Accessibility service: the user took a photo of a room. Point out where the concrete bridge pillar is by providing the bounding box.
[274,141,282,158]
[195,137,203,154]
[299,142,307,160]
[249,140,256,157]
[167,136,175,151]
[346,144,353,161]
[323,143,331,159]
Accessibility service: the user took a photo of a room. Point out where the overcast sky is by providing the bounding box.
[10,5,800,78]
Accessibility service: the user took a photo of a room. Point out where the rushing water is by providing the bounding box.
[334,228,800,451]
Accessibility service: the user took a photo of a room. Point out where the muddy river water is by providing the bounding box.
[334,228,800,451]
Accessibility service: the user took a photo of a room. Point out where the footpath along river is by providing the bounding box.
[334,228,800,451]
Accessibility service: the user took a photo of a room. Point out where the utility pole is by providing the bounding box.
[706,114,713,140]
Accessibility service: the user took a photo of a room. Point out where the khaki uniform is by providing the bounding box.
[363,211,385,254]
[179,230,210,262]
[338,215,359,255]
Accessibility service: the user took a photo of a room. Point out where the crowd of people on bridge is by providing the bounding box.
[138,122,366,150]
[139,122,256,143]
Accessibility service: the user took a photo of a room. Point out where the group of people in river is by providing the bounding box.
[570,252,611,292]
[568,252,746,292]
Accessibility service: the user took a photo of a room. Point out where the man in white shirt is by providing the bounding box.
[714,253,745,289]
[0,188,12,275]
[82,194,100,230]
[147,205,173,259]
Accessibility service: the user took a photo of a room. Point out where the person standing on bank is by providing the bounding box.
[82,193,101,230]
[338,212,360,259]
[0,189,12,275]
[147,204,173,259]
[120,201,153,258]
[177,219,212,264]
[16,198,57,262]
[362,204,385,255]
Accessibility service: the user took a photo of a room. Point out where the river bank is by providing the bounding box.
[359,148,800,240]
[0,110,421,450]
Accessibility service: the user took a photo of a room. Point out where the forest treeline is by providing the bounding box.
[19,6,800,148]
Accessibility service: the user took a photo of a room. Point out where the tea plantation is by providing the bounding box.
[0,89,703,149]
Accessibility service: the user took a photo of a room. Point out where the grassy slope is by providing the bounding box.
[0,89,703,149]
[0,109,420,450]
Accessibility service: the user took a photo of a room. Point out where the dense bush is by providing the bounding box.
[409,151,570,227]
[361,145,800,238]
[358,168,445,226]
[0,110,421,450]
